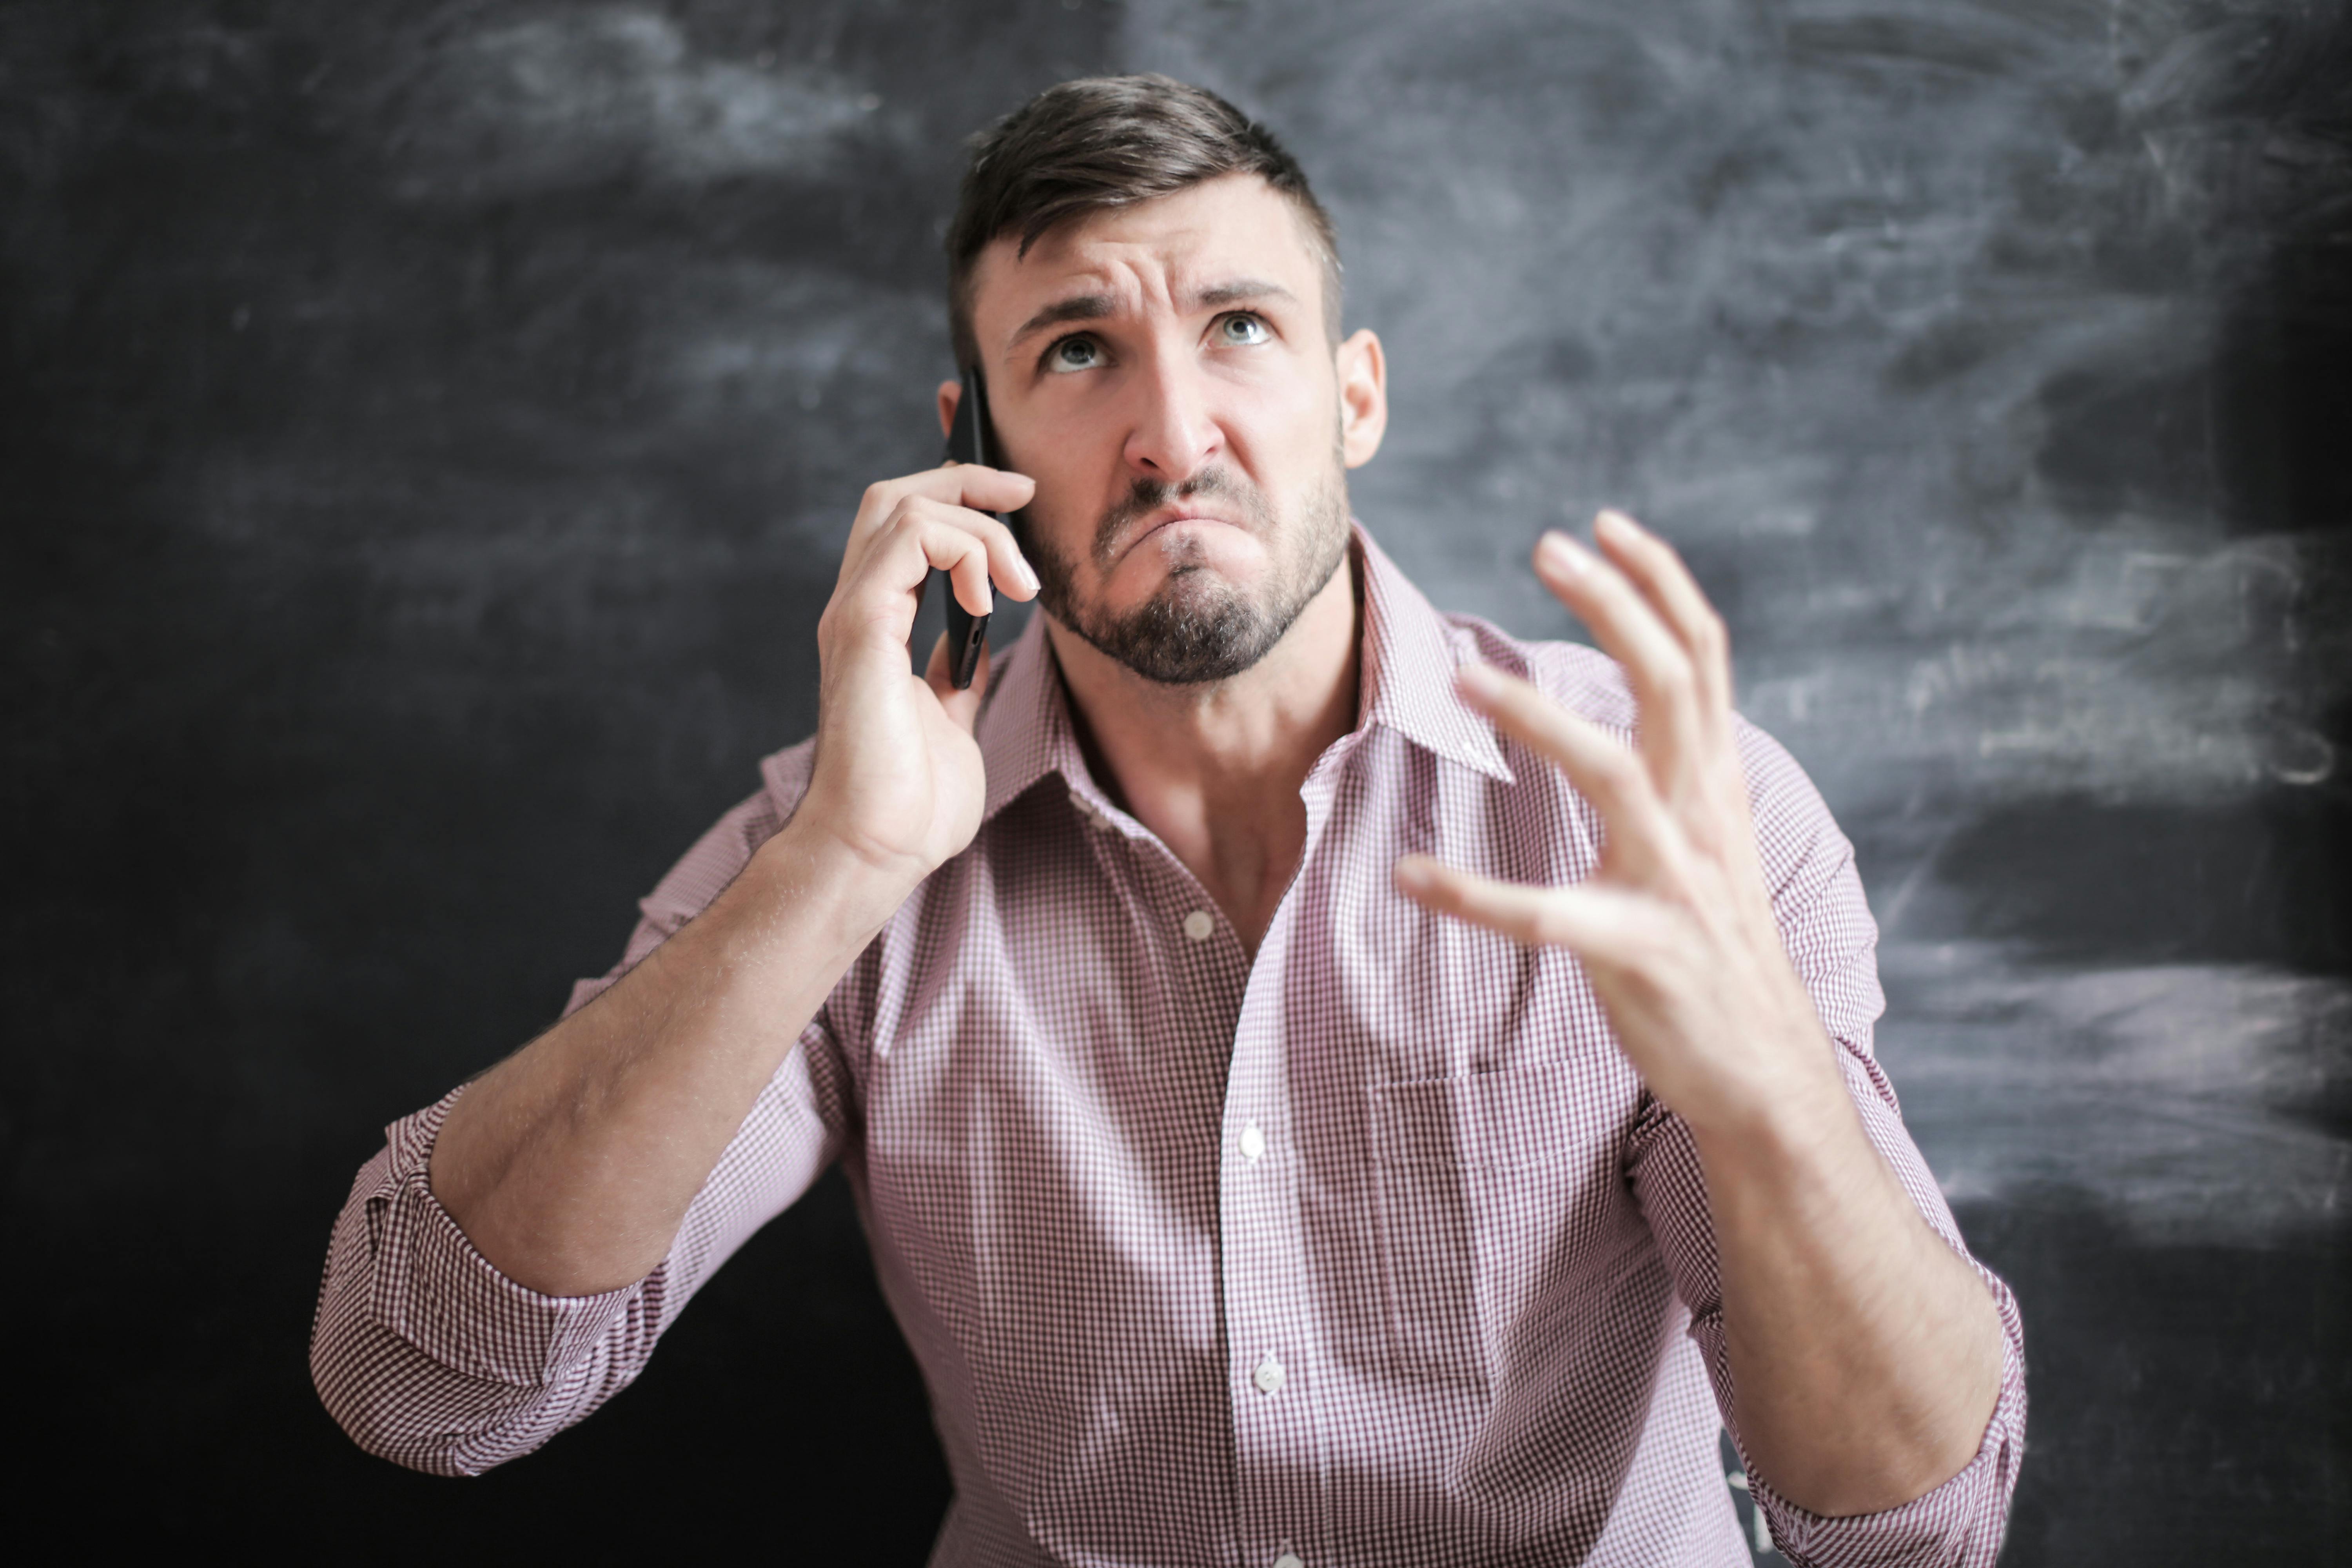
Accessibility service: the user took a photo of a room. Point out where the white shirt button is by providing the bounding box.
[1274,1556,1305,1568]
[1253,1354,1285,1396]
[1181,909,1215,942]
[1238,1121,1266,1162]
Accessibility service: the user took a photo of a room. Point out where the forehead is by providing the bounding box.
[968,174,1324,350]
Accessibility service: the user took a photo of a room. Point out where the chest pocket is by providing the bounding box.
[1370,1057,1647,1394]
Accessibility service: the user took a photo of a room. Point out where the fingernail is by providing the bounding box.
[1538,531,1590,574]
[1393,856,1434,891]
[1596,508,1639,538]
[1016,555,1040,593]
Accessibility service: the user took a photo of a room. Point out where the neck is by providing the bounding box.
[1047,549,1362,957]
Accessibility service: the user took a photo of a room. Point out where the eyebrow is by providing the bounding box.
[1006,293,1117,353]
[1002,278,1301,355]
[1191,278,1296,312]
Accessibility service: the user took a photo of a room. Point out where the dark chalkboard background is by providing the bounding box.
[6,2,2347,1561]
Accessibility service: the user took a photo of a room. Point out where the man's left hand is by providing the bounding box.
[1394,508,1843,1137]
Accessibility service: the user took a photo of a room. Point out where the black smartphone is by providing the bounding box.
[934,365,998,690]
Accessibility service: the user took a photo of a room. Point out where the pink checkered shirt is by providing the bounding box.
[312,526,2025,1567]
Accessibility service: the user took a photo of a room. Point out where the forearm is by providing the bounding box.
[1695,1061,2007,1518]
[315,1107,644,1474]
[430,820,902,1296]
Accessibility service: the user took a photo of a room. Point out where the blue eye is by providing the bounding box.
[1046,335,1103,373]
[1218,313,1270,346]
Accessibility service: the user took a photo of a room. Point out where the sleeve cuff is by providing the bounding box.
[1749,1338,2029,1568]
[360,1089,647,1389]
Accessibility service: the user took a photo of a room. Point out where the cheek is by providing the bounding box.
[1224,366,1340,476]
[1003,412,1111,549]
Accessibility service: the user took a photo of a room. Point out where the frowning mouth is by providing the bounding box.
[1102,506,1256,567]
[1134,511,1238,544]
[1089,467,1273,569]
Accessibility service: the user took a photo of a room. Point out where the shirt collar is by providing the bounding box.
[975,519,1514,828]
[975,601,1074,825]
[1352,524,1516,786]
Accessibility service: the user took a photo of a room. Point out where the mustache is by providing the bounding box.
[1093,467,1264,565]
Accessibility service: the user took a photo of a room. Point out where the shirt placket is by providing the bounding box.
[1067,743,1354,1568]
[1216,759,1354,1568]
[1076,782,1264,1566]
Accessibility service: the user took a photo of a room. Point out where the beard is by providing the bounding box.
[1023,462,1352,687]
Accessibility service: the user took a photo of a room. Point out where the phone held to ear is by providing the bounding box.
[933,365,997,690]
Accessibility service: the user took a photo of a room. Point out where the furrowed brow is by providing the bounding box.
[1189,279,1298,312]
[1006,294,1116,353]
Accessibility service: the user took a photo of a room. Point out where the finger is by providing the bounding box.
[890,504,1024,617]
[1393,855,1671,964]
[967,505,1042,604]
[845,466,1039,582]
[839,514,1005,641]
[1532,530,1710,793]
[895,495,1040,611]
[856,463,1037,531]
[1454,662,1677,877]
[945,523,994,620]
[1593,509,1732,720]
[900,512,996,619]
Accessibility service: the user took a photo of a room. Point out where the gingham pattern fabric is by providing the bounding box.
[313,526,2026,1568]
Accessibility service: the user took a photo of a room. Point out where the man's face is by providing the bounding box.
[960,174,1385,685]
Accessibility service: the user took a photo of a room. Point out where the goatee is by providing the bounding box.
[1025,466,1352,687]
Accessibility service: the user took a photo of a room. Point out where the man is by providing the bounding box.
[313,75,2024,1567]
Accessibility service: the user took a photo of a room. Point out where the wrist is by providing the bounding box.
[1685,1036,1868,1207]
[1682,1006,1854,1145]
[751,813,927,947]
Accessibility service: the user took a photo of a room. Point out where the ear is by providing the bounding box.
[1337,328,1388,470]
[937,378,962,444]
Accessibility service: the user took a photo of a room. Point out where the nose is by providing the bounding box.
[1122,348,1222,483]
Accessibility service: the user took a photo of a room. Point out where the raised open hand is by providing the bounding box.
[1394,510,1843,1133]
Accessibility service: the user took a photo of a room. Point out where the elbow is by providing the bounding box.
[308,1298,528,1478]
[1768,1368,2008,1519]
[309,1326,471,1477]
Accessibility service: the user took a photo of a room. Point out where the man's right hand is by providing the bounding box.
[428,462,1035,1298]
[791,463,1039,914]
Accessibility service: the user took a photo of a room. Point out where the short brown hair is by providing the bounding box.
[945,74,1343,371]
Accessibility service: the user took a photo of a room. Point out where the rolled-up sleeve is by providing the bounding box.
[309,1090,650,1473]
[1636,1048,2031,1568]
[1629,722,2028,1567]
[310,1018,847,1474]
[311,750,850,1474]
[1748,1200,2027,1568]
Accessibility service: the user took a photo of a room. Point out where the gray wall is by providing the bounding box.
[6,1,2346,1560]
